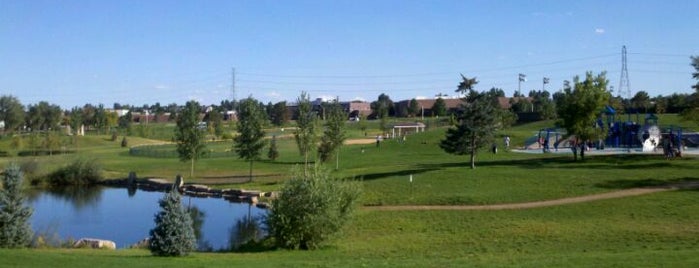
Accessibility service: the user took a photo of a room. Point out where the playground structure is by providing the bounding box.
[524,106,698,154]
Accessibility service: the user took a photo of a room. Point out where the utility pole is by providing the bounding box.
[518,73,526,96]
[231,67,236,104]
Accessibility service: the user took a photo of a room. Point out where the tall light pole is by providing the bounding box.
[518,73,526,96]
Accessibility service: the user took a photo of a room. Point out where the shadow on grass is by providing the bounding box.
[595,177,699,189]
[359,168,439,181]
[419,154,698,171]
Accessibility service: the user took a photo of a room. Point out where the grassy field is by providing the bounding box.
[0,114,697,266]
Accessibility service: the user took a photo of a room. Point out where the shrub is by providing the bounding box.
[111,132,118,142]
[149,182,196,256]
[121,137,128,147]
[221,132,234,140]
[47,158,102,186]
[266,165,361,250]
[0,164,34,248]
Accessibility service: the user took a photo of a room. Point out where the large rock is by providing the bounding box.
[74,238,117,249]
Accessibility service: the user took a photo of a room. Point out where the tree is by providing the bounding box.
[0,95,25,134]
[266,165,361,250]
[440,75,499,169]
[174,100,206,179]
[630,91,651,113]
[407,98,419,117]
[69,106,84,135]
[204,109,224,138]
[555,72,610,160]
[26,101,62,131]
[234,97,267,182]
[149,182,196,256]
[680,56,699,125]
[93,104,108,134]
[370,93,393,131]
[270,101,289,126]
[118,111,132,132]
[268,135,279,161]
[294,92,318,172]
[431,97,447,117]
[0,164,34,248]
[318,100,347,169]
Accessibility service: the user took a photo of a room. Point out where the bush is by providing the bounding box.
[121,137,128,147]
[221,132,234,140]
[266,165,361,250]
[47,158,103,186]
[149,183,197,256]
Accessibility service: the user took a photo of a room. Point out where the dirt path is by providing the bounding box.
[363,187,677,211]
[345,138,376,145]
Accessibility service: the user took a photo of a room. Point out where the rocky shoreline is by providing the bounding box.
[100,173,273,209]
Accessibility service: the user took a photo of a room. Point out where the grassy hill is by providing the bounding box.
[0,115,697,266]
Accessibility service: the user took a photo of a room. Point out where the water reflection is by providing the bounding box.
[187,205,212,251]
[229,204,266,251]
[29,186,266,250]
[28,185,103,211]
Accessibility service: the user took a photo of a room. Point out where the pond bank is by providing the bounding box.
[99,174,273,209]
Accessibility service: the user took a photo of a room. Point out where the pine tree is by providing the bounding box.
[149,183,196,256]
[440,75,499,169]
[0,164,33,248]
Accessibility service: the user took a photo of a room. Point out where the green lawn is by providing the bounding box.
[0,114,697,266]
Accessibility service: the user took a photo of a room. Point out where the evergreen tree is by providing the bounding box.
[407,98,419,117]
[0,164,33,248]
[174,100,206,179]
[234,97,267,182]
[318,101,347,169]
[431,97,447,117]
[268,135,279,161]
[440,75,499,169]
[149,183,196,256]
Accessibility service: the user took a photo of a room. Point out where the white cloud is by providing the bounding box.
[352,97,366,102]
[266,91,281,98]
[317,95,336,101]
[595,28,605,34]
[153,84,169,90]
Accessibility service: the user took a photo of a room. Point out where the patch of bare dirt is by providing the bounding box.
[345,139,377,145]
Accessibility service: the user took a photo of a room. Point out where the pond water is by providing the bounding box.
[27,186,267,250]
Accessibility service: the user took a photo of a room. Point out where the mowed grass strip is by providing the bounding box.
[1,190,697,267]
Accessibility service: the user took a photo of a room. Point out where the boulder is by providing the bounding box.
[74,238,116,249]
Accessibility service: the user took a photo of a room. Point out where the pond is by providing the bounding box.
[27,186,267,250]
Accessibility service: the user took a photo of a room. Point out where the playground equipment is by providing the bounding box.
[599,106,689,153]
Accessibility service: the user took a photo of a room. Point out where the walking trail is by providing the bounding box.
[363,185,695,211]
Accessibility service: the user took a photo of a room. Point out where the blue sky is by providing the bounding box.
[1,0,698,108]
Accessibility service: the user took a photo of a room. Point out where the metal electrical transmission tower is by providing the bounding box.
[618,45,631,99]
